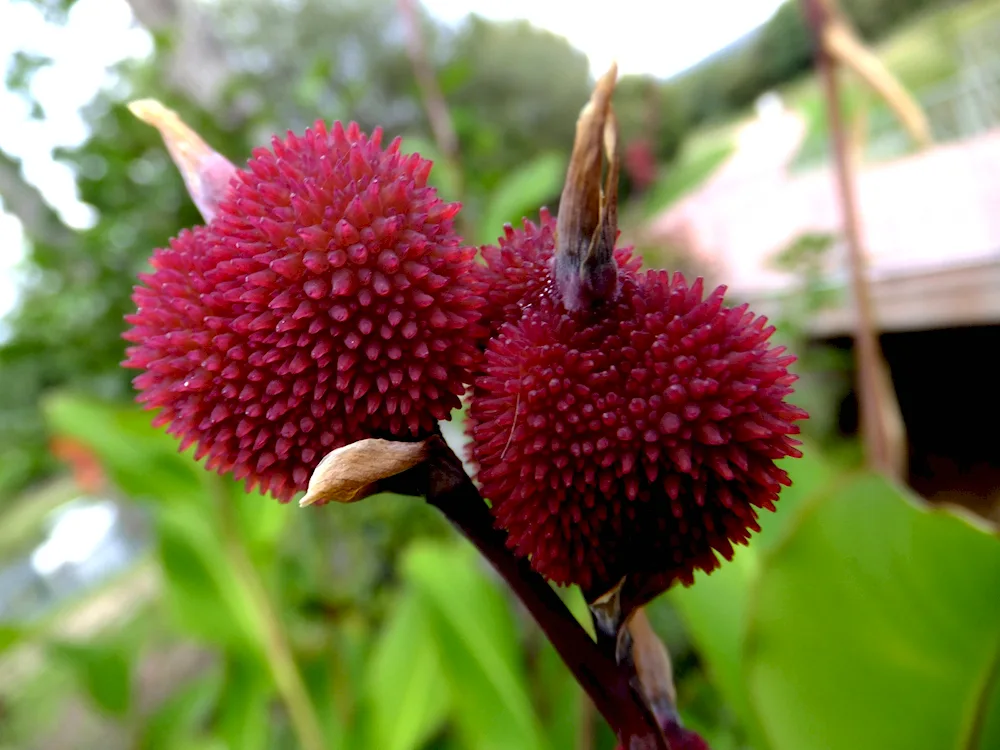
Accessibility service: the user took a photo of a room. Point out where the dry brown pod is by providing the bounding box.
[298,439,430,507]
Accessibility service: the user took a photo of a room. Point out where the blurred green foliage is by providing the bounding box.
[0,0,974,499]
[0,90,237,494]
[2,2,998,749]
[671,449,1000,750]
[0,393,602,750]
[767,233,853,445]
[0,0,593,498]
[671,0,957,129]
[0,395,993,750]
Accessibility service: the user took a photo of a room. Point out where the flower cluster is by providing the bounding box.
[125,112,805,592]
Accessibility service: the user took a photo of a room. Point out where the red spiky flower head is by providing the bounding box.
[616,719,711,750]
[475,207,641,334]
[124,111,485,501]
[468,68,806,605]
[470,271,806,593]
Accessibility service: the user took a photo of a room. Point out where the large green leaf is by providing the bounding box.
[212,656,274,750]
[745,473,1000,750]
[137,669,222,750]
[402,540,548,750]
[156,508,262,651]
[476,152,566,245]
[43,394,207,504]
[44,394,267,652]
[534,638,584,750]
[668,448,833,747]
[299,648,350,749]
[220,475,289,565]
[0,624,29,656]
[329,613,372,716]
[47,394,288,561]
[400,135,463,201]
[363,590,449,750]
[49,640,133,718]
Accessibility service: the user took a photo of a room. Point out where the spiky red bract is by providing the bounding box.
[614,720,712,750]
[662,721,712,750]
[469,270,806,590]
[475,208,642,334]
[124,121,486,501]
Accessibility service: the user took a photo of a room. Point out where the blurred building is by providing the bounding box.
[645,90,1000,518]
[646,101,1000,334]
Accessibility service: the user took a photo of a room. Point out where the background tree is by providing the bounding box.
[0,0,594,499]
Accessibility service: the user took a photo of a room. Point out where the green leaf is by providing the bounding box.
[137,669,222,750]
[363,590,449,750]
[300,649,349,749]
[331,613,373,710]
[754,450,838,554]
[171,739,227,750]
[402,540,548,750]
[401,135,462,201]
[476,152,566,245]
[670,550,763,745]
[0,624,28,656]
[50,640,133,718]
[642,140,733,217]
[213,656,274,750]
[745,473,1000,750]
[668,447,832,747]
[979,661,1000,750]
[156,508,261,651]
[535,587,591,750]
[222,476,289,564]
[535,639,584,750]
[42,393,207,504]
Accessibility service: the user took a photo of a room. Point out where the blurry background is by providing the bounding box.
[0,1,998,749]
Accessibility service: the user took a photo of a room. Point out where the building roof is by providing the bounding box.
[645,109,1000,333]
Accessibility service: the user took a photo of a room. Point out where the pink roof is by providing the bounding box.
[646,113,1000,297]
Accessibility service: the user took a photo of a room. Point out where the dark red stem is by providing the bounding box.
[422,438,668,749]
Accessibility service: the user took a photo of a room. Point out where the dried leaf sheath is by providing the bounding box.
[554,63,622,310]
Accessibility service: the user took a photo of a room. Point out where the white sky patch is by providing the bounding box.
[422,0,785,78]
[0,0,152,323]
[0,0,152,228]
[30,499,119,576]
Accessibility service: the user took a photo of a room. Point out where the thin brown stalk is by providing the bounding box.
[801,0,904,478]
[210,476,327,750]
[398,0,463,197]
[823,19,932,148]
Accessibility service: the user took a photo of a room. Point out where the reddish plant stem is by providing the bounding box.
[398,0,462,187]
[800,0,895,476]
[421,438,668,749]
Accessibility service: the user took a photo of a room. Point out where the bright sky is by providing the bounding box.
[31,498,119,576]
[0,0,151,325]
[423,0,786,78]
[0,0,785,324]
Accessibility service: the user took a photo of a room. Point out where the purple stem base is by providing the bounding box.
[416,438,669,749]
